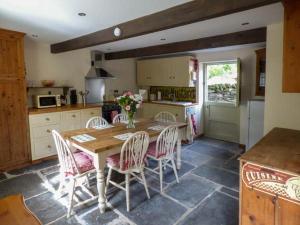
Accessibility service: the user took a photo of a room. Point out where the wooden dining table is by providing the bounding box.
[61,119,187,214]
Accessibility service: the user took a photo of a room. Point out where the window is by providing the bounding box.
[204,60,240,105]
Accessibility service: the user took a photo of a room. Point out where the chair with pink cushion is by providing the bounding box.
[52,130,96,217]
[105,131,150,212]
[112,113,128,124]
[145,125,179,193]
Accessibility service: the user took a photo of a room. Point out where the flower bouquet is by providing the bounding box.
[116,91,143,128]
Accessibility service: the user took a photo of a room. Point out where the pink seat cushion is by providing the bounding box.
[73,152,94,174]
[146,142,176,159]
[107,153,134,171]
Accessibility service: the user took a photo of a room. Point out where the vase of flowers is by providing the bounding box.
[116,91,143,129]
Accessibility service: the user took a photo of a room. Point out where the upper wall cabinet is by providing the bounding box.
[137,56,197,87]
[282,0,300,92]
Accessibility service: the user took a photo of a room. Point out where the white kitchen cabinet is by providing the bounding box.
[29,107,101,160]
[137,56,195,87]
[80,108,102,128]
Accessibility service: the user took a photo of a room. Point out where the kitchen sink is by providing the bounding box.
[151,100,193,106]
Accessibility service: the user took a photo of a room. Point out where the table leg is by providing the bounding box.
[94,153,106,214]
[177,135,182,170]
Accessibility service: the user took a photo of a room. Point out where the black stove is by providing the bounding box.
[102,103,121,123]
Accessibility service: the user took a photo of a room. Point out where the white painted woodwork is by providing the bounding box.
[29,107,101,160]
[137,56,195,87]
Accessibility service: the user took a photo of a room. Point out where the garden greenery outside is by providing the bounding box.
[206,62,238,103]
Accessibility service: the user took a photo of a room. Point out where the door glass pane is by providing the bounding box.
[205,61,238,104]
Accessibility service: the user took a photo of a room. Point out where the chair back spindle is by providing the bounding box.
[156,125,178,158]
[86,116,109,128]
[154,111,176,123]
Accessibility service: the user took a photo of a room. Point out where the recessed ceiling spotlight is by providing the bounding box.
[241,22,250,26]
[78,12,86,16]
[113,27,122,37]
[160,38,166,41]
[32,34,38,38]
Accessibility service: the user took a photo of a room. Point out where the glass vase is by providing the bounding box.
[127,112,135,129]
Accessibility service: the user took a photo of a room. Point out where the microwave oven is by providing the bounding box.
[33,95,61,108]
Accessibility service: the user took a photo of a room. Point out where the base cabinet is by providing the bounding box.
[29,107,101,160]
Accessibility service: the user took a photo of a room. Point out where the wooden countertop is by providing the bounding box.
[28,104,102,115]
[240,128,300,175]
[143,101,199,107]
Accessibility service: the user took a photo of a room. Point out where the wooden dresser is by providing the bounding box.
[239,128,300,225]
[0,28,30,171]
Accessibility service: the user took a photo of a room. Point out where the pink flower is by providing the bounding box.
[124,91,133,96]
[125,105,131,111]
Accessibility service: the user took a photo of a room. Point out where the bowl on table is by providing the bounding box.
[41,80,55,87]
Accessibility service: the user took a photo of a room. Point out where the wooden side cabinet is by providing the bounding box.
[255,48,266,96]
[282,0,300,92]
[0,28,30,170]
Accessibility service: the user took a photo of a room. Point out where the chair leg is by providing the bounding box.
[125,173,130,212]
[171,159,179,183]
[105,167,112,194]
[85,174,91,188]
[141,171,150,199]
[67,179,76,218]
[57,173,65,195]
[159,160,163,193]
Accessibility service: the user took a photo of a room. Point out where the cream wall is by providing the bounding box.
[24,37,137,104]
[264,22,300,133]
[196,45,264,144]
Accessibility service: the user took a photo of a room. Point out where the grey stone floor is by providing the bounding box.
[0,137,244,225]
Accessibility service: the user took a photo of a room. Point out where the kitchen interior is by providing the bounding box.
[0,1,300,225]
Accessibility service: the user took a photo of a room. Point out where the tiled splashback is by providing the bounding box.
[150,86,196,102]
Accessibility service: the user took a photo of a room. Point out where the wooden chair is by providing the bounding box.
[154,111,176,123]
[145,125,179,193]
[86,116,109,128]
[112,113,128,124]
[105,131,150,212]
[52,130,96,217]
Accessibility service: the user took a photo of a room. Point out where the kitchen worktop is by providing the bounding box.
[144,101,198,107]
[240,127,300,175]
[28,103,102,115]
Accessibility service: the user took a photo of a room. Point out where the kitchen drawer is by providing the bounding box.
[31,124,60,139]
[61,110,81,131]
[29,112,61,126]
[81,108,101,127]
[32,137,57,160]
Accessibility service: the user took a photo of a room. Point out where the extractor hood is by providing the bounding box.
[85,51,116,79]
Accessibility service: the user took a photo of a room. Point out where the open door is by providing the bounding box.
[203,59,241,143]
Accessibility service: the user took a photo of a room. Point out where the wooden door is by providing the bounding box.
[278,199,300,225]
[0,29,29,170]
[240,182,275,225]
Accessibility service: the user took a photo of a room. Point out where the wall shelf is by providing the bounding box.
[27,86,73,95]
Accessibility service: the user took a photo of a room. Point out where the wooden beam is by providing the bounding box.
[51,0,279,53]
[104,27,267,60]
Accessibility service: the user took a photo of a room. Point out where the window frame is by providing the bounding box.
[203,59,241,107]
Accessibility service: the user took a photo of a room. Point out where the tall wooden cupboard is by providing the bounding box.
[0,28,30,170]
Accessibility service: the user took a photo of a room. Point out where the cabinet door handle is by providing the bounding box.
[46,129,51,133]
[47,145,51,148]
[45,118,50,121]
[72,115,76,118]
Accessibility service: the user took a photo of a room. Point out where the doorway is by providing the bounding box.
[203,60,240,143]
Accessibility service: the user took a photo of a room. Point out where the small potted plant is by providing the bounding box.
[116,91,143,128]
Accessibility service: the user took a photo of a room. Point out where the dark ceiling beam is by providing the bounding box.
[51,0,280,53]
[104,27,267,60]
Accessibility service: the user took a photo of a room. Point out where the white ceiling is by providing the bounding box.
[0,1,283,53]
[0,0,190,43]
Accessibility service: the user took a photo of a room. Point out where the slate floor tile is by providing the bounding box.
[196,137,243,154]
[26,191,67,224]
[181,150,212,166]
[46,172,60,190]
[109,182,186,225]
[0,173,47,199]
[40,165,59,176]
[80,206,121,225]
[51,216,81,225]
[8,159,59,175]
[192,165,239,190]
[165,174,219,208]
[220,187,239,199]
[0,173,7,181]
[204,157,240,174]
[178,192,238,225]
[187,142,234,160]
[223,158,240,174]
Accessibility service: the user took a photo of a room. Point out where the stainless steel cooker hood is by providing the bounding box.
[85,51,116,79]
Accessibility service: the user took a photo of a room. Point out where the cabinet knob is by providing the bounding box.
[45,118,50,121]
[47,145,51,148]
[46,129,51,133]
[90,112,94,115]
[72,115,76,118]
